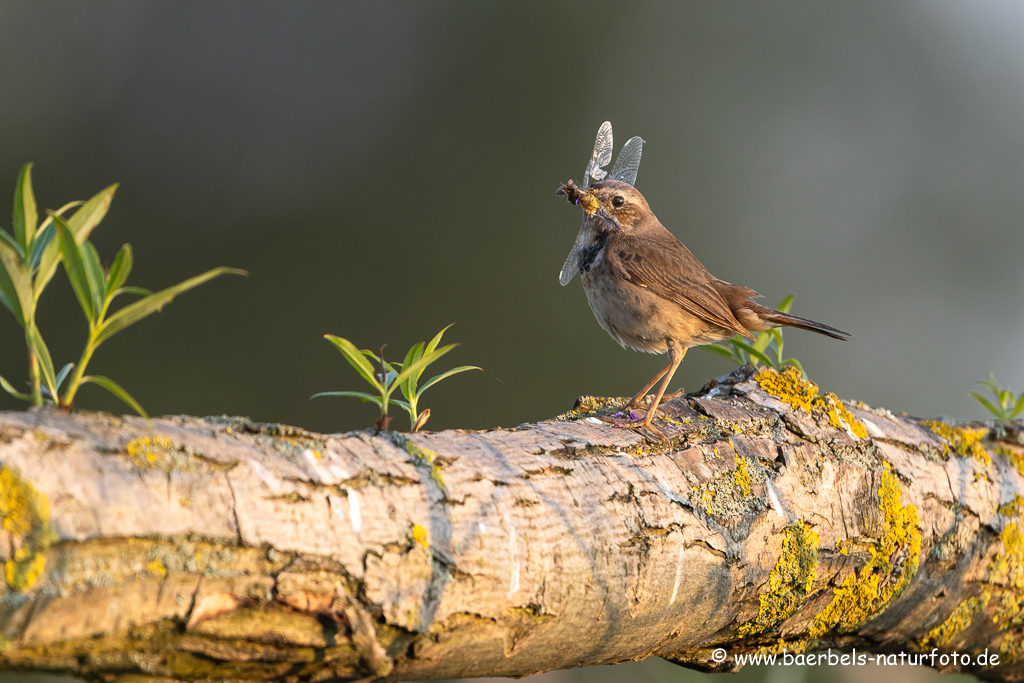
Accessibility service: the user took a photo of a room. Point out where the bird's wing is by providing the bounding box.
[608,230,755,339]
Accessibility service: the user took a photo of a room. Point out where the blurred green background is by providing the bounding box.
[2,1,1022,681]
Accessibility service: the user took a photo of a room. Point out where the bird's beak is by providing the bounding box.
[556,180,600,215]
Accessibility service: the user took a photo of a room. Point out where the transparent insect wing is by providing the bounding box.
[559,216,590,286]
[609,136,643,186]
[583,121,613,187]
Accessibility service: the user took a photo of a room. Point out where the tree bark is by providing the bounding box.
[0,365,1021,682]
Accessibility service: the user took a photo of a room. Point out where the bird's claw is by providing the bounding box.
[608,415,668,442]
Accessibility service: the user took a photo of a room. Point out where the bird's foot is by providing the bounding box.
[606,414,668,442]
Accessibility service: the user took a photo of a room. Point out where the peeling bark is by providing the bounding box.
[0,365,1022,682]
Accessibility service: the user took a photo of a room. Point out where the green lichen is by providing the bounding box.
[405,441,447,492]
[689,456,766,518]
[922,420,990,465]
[755,367,867,438]
[737,522,821,637]
[0,466,57,590]
[919,592,991,649]
[809,465,921,637]
[990,521,1024,589]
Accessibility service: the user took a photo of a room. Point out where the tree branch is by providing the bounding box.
[0,366,1021,682]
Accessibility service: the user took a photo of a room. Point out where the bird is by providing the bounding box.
[556,176,849,440]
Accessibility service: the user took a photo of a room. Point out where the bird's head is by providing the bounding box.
[557,179,653,234]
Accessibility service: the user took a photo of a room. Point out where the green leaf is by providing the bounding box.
[978,373,1001,394]
[391,344,456,395]
[416,365,481,398]
[777,294,796,314]
[54,217,95,322]
[27,326,57,399]
[95,267,246,346]
[81,241,107,317]
[12,163,37,253]
[732,339,774,368]
[391,398,412,410]
[106,244,133,292]
[34,184,118,299]
[400,341,425,400]
[702,344,736,360]
[0,375,31,402]
[81,375,149,420]
[1011,393,1024,420]
[310,391,385,411]
[0,229,25,262]
[970,391,1003,419]
[55,362,74,391]
[0,254,26,326]
[752,329,773,355]
[324,336,383,392]
[425,324,454,355]
[109,286,152,302]
[28,222,54,271]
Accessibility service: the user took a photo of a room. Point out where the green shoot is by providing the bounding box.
[0,163,114,405]
[313,326,480,432]
[702,295,807,378]
[51,214,245,417]
[971,373,1024,422]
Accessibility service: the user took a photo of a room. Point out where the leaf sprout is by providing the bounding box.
[312,325,480,432]
[971,373,1024,423]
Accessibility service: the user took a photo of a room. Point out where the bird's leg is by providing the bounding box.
[623,359,674,410]
[615,343,687,440]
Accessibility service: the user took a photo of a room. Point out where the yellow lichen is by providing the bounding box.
[990,521,1024,589]
[734,457,752,497]
[817,393,869,439]
[757,366,818,413]
[919,592,991,649]
[412,524,429,548]
[998,494,1024,518]
[992,592,1024,629]
[756,367,867,438]
[922,420,990,465]
[125,436,177,470]
[147,558,167,577]
[809,465,920,637]
[737,521,820,637]
[0,466,57,591]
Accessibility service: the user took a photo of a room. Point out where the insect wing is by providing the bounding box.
[609,136,643,186]
[558,216,590,286]
[583,121,613,187]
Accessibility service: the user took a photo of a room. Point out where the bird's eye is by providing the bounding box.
[612,195,625,208]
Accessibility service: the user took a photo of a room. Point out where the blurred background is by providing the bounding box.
[1,1,1022,681]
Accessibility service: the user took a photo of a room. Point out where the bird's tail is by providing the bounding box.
[748,303,851,341]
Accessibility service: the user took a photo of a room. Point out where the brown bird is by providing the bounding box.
[556,125,848,440]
